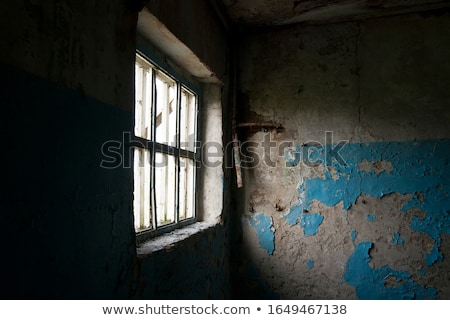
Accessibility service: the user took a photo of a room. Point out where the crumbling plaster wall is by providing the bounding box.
[234,10,450,299]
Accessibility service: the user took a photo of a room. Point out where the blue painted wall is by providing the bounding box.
[296,139,450,298]
[292,139,450,268]
[245,138,450,299]
[236,9,450,299]
[344,242,437,299]
[250,213,275,254]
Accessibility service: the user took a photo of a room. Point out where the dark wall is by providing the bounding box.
[1,0,231,299]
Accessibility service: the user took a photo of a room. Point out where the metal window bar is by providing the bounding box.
[175,82,181,225]
[150,67,157,231]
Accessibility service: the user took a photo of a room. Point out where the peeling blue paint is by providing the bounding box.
[284,204,302,225]
[401,193,422,213]
[285,145,302,167]
[250,213,275,255]
[397,174,449,265]
[419,269,426,276]
[350,230,357,242]
[298,140,450,209]
[407,187,450,266]
[289,139,450,267]
[424,242,443,267]
[367,213,377,222]
[344,242,438,299]
[283,205,324,236]
[306,259,315,269]
[392,232,405,245]
[301,213,324,236]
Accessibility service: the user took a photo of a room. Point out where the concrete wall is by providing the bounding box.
[234,10,450,299]
[146,0,229,80]
[1,0,231,299]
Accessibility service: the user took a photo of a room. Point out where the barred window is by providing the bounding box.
[133,52,198,242]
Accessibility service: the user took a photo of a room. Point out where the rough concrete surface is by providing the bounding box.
[235,10,450,299]
[1,0,232,299]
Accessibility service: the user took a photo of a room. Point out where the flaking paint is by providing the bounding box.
[344,242,438,299]
[235,9,450,299]
[250,213,275,255]
[293,140,450,267]
[283,205,324,236]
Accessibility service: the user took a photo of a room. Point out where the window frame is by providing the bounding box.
[133,48,201,243]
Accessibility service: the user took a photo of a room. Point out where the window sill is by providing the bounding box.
[136,221,218,257]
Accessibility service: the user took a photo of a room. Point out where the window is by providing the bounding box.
[133,52,198,242]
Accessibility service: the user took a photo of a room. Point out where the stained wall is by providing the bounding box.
[234,10,450,299]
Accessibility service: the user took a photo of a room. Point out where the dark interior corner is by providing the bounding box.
[2,0,450,299]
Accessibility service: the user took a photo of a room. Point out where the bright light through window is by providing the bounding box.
[133,53,198,241]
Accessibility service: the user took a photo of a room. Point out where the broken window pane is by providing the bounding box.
[155,73,176,146]
[180,87,197,152]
